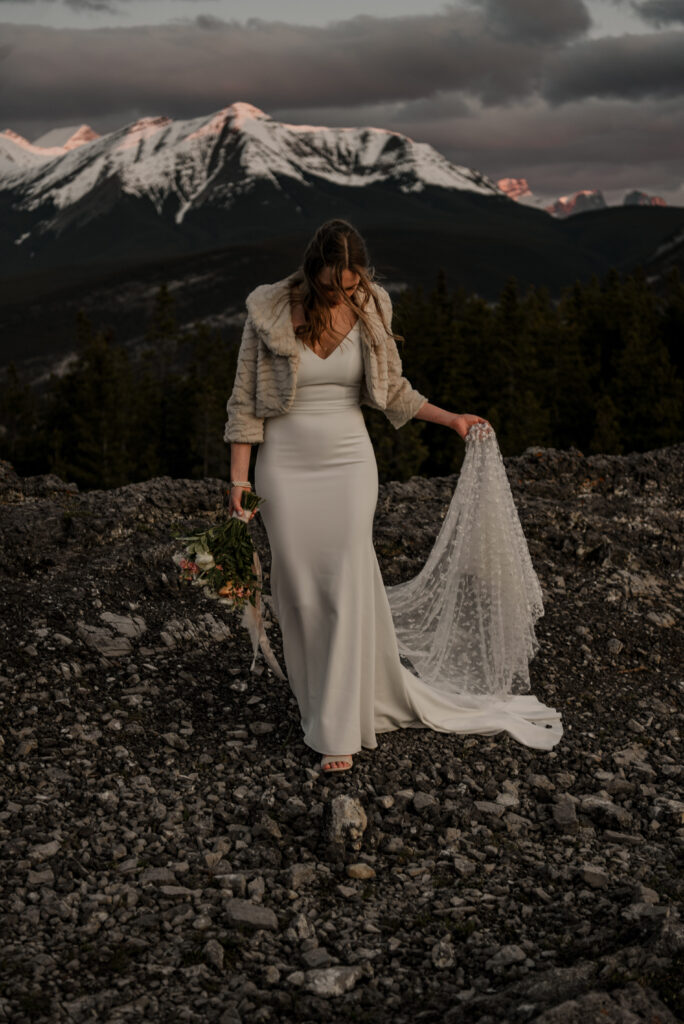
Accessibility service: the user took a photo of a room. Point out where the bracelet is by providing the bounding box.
[230,480,252,489]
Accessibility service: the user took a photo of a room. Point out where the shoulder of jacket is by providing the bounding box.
[367,284,394,334]
[368,282,392,315]
[245,274,296,334]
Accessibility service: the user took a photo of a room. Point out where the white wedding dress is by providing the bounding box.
[252,320,563,755]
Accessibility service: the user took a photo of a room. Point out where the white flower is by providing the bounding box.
[195,552,215,570]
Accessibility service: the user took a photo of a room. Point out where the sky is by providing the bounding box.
[1,0,683,204]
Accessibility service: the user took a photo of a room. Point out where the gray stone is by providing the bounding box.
[328,795,367,847]
[453,854,477,877]
[286,863,317,890]
[302,965,364,996]
[223,898,278,931]
[413,791,438,811]
[474,800,506,818]
[553,794,579,833]
[486,943,527,968]
[100,611,147,638]
[203,938,224,970]
[76,622,132,658]
[579,795,633,829]
[347,862,376,879]
[301,947,331,969]
[579,864,610,888]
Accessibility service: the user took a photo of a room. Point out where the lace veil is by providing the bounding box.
[385,422,544,700]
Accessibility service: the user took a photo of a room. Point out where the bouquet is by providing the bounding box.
[171,489,286,680]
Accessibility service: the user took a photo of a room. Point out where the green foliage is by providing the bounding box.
[172,490,264,608]
[0,267,682,490]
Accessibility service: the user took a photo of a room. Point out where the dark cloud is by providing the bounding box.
[632,0,684,24]
[543,30,684,102]
[0,9,552,126]
[0,0,214,5]
[65,0,117,12]
[478,0,592,42]
[271,91,684,202]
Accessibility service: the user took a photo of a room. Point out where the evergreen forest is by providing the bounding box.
[1,266,682,491]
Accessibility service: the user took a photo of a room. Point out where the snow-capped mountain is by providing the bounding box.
[546,190,607,218]
[0,125,98,176]
[0,101,509,277]
[1,102,501,204]
[624,190,667,208]
[499,179,670,218]
[496,178,550,212]
[497,180,607,217]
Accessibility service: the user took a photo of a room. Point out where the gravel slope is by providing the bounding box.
[0,443,682,1023]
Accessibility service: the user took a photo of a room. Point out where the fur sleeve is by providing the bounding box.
[223,314,265,444]
[376,287,429,430]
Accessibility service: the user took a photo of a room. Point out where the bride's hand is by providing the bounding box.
[449,413,491,440]
[228,485,257,521]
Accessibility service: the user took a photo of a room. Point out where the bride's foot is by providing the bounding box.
[320,754,353,772]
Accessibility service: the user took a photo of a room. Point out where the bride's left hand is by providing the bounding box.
[449,413,491,440]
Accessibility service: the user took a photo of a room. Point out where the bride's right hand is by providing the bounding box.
[228,485,256,521]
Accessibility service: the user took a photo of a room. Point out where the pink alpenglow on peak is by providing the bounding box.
[1,129,66,158]
[114,115,172,151]
[227,102,271,127]
[546,189,607,218]
[186,103,270,141]
[64,125,100,150]
[497,177,532,200]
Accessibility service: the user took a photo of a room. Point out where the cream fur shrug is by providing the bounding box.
[223,272,429,444]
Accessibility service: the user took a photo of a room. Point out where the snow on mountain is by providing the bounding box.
[0,124,99,179]
[496,177,550,212]
[500,181,670,218]
[33,124,101,151]
[1,102,503,235]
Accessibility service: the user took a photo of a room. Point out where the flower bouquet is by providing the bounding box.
[171,489,286,680]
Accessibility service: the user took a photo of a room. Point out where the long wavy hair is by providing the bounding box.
[278,219,404,349]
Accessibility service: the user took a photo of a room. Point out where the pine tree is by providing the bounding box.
[0,362,41,473]
[45,325,134,489]
[182,321,238,479]
[590,394,623,454]
[612,326,683,451]
[132,283,185,478]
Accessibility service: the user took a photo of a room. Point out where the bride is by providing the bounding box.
[224,218,563,773]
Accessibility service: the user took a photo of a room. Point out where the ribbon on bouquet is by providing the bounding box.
[239,546,287,681]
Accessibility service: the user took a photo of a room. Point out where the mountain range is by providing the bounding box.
[496,179,668,217]
[0,101,503,280]
[1,102,683,377]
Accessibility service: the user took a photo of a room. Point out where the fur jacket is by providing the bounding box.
[223,272,429,444]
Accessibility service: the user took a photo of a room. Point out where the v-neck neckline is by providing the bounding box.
[299,318,360,361]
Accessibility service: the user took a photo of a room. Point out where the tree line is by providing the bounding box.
[0,266,682,490]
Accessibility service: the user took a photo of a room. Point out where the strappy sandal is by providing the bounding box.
[320,754,353,773]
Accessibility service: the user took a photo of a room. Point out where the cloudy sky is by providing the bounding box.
[1,0,683,203]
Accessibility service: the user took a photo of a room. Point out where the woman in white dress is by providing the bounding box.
[226,219,563,773]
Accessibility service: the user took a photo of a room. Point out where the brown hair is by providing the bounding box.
[279,218,404,349]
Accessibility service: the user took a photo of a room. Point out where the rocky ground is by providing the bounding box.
[0,441,682,1024]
